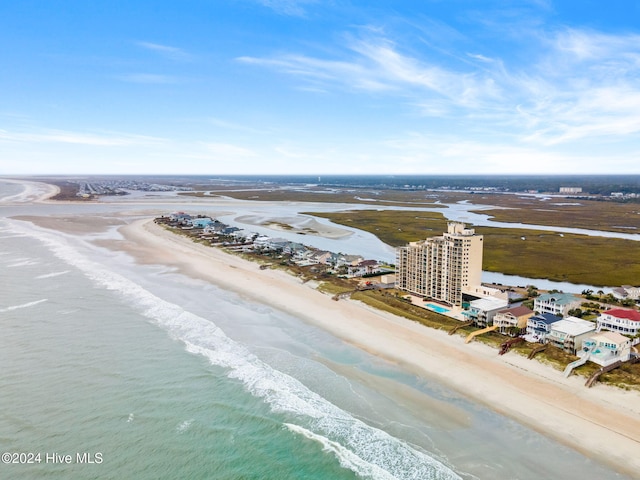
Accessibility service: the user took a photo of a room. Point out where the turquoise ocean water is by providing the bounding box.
[0,183,633,480]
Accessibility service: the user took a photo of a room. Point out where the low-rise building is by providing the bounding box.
[189,217,214,228]
[597,308,640,336]
[534,292,582,317]
[465,297,509,327]
[578,331,632,366]
[493,306,534,336]
[612,286,640,301]
[547,317,596,355]
[526,313,562,343]
[348,260,381,277]
[203,220,226,234]
[336,254,364,267]
[169,212,192,223]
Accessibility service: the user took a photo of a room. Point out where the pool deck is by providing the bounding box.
[404,294,466,321]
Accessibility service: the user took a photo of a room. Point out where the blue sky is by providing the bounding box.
[2,0,640,175]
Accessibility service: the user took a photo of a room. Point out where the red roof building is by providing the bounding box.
[597,308,640,336]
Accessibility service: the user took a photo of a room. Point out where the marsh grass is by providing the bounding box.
[477,226,640,286]
[480,199,640,234]
[306,210,449,247]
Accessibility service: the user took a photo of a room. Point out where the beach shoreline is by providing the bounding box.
[0,178,60,203]
[116,218,640,477]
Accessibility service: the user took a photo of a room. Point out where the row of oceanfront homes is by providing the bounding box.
[156,213,640,376]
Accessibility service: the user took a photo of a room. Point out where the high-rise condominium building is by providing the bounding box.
[395,222,483,306]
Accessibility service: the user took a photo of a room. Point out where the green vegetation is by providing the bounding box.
[306,209,449,246]
[480,199,640,234]
[307,209,640,287]
[351,289,464,330]
[477,226,640,286]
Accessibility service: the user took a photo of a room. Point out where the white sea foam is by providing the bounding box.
[5,219,461,480]
[0,299,48,313]
[285,423,397,480]
[176,419,194,433]
[7,260,40,268]
[36,270,70,279]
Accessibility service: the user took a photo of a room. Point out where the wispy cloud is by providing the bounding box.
[254,0,319,17]
[137,41,192,61]
[240,25,640,147]
[0,128,165,146]
[239,35,502,113]
[116,73,182,84]
[514,28,640,144]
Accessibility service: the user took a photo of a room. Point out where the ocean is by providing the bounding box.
[0,182,633,479]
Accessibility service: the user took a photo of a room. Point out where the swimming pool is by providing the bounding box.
[425,303,450,314]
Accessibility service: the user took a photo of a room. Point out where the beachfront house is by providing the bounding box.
[465,297,508,327]
[546,317,596,355]
[169,212,192,224]
[203,220,226,234]
[347,260,381,277]
[253,237,289,251]
[283,242,307,258]
[229,230,254,242]
[493,306,534,336]
[188,217,214,228]
[578,331,632,366]
[525,313,562,343]
[596,308,640,336]
[309,250,333,265]
[534,292,582,317]
[336,254,364,267]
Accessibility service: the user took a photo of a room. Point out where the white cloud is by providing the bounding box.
[239,36,502,109]
[238,25,640,150]
[137,41,192,61]
[254,0,318,16]
[0,129,165,147]
[116,73,181,84]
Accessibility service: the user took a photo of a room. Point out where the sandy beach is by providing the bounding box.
[112,217,640,476]
[0,178,60,203]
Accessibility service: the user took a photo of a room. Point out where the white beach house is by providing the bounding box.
[546,317,596,355]
[596,308,640,336]
[578,331,632,366]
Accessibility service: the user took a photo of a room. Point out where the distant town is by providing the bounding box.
[34,174,640,203]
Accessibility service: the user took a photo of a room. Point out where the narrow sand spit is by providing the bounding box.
[0,178,60,203]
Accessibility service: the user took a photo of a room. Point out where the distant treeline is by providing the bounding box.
[201,174,640,195]
[32,174,640,196]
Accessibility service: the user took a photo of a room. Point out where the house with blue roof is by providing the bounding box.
[526,313,562,343]
[534,292,582,317]
[189,217,215,228]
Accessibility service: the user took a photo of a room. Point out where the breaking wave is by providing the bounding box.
[5,219,461,480]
